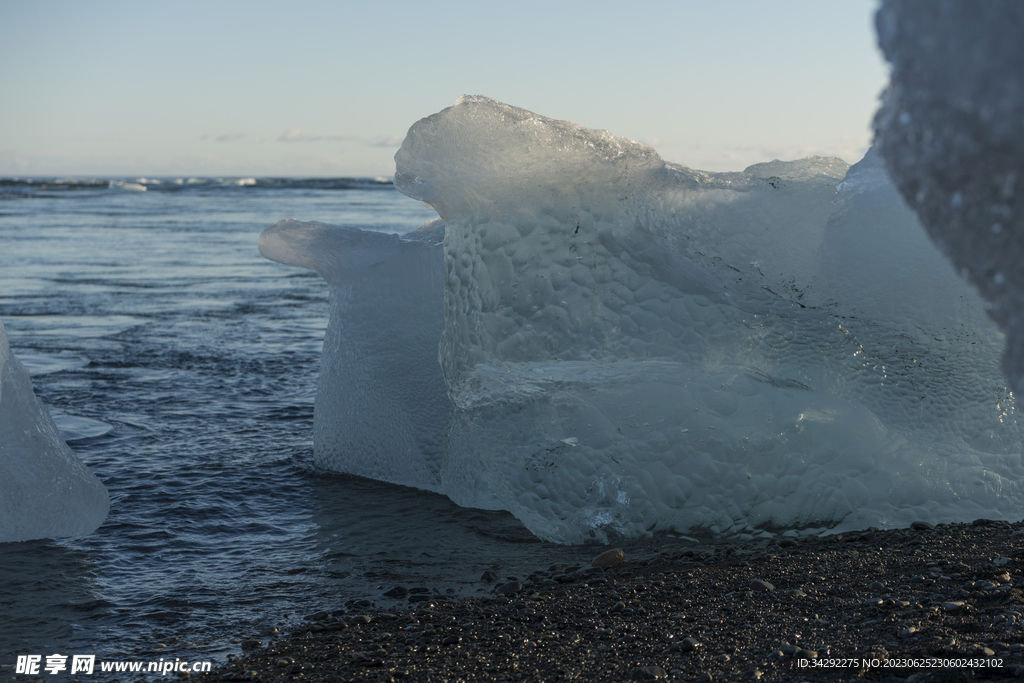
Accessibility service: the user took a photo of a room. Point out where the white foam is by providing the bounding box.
[108,180,146,191]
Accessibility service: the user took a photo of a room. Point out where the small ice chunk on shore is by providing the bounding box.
[0,319,109,542]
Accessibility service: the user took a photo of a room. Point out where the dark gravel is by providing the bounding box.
[196,520,1024,683]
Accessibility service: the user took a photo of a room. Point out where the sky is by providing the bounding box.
[0,0,888,178]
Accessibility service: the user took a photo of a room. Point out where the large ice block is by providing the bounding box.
[391,96,1024,543]
[262,95,1024,543]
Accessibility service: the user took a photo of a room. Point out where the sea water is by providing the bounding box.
[0,178,608,677]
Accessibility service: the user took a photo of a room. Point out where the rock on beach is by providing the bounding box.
[593,548,625,568]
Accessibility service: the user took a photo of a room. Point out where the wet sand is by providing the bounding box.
[199,520,1024,682]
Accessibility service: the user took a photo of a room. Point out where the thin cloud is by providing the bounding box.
[278,129,356,143]
[637,137,675,149]
[216,133,246,143]
[744,138,872,166]
[649,135,873,172]
[370,135,405,148]
[278,130,403,146]
[0,148,32,172]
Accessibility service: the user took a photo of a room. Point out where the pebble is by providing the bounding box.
[593,548,625,568]
[240,640,260,650]
[679,637,701,652]
[749,579,774,592]
[383,586,409,597]
[632,665,667,680]
[201,519,1024,683]
[911,521,935,530]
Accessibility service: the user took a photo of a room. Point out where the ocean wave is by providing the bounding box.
[0,176,395,194]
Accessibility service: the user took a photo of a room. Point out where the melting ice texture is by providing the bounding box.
[263,96,1024,544]
[0,319,109,542]
[259,219,453,495]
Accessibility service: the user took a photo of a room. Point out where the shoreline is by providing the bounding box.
[191,520,1024,682]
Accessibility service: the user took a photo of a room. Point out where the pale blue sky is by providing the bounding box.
[0,1,886,177]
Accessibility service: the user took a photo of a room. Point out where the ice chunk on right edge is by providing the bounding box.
[390,95,1024,543]
[0,319,109,542]
[873,0,1024,395]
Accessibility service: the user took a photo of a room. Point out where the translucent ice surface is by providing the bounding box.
[258,219,457,495]
[0,319,109,542]
[394,96,1024,542]
[266,95,1024,543]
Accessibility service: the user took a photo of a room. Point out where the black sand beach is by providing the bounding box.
[190,520,1024,683]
